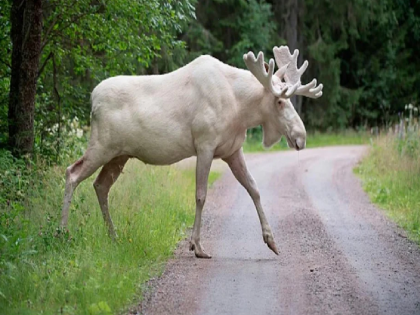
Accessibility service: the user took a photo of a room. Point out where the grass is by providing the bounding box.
[355,134,420,243]
[243,130,369,152]
[305,130,369,148]
[0,158,220,315]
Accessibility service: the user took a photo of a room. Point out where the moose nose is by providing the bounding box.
[295,137,306,151]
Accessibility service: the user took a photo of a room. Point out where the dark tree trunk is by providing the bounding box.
[8,0,43,156]
[8,0,25,152]
[274,0,303,114]
[286,0,303,114]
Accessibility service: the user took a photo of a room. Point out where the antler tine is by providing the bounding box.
[273,46,323,99]
[243,51,285,97]
[273,47,301,83]
[296,80,323,99]
[298,60,309,76]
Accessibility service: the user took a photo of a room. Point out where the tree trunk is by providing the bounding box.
[274,0,303,114]
[8,0,43,156]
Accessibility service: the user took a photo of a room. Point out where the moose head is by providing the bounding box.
[244,46,323,150]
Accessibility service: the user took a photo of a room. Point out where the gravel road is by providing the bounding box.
[135,146,420,315]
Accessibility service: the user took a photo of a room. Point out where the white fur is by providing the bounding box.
[89,55,305,162]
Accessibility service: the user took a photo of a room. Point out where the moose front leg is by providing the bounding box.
[224,149,279,255]
[190,150,213,259]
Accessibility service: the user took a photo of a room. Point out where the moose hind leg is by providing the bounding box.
[93,155,129,239]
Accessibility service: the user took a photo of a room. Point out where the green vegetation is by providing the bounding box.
[243,138,289,153]
[1,1,420,313]
[305,131,369,148]
[208,171,222,187]
[243,130,369,153]
[356,108,420,243]
[0,149,222,314]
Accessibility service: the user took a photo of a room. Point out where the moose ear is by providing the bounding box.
[264,62,270,72]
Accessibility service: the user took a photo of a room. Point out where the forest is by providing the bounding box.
[0,1,419,314]
[1,0,420,158]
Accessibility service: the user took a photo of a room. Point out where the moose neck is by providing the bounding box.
[228,68,271,130]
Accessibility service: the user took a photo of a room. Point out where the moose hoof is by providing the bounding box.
[189,241,212,259]
[263,233,279,255]
[195,251,212,259]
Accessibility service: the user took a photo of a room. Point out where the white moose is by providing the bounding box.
[61,46,323,258]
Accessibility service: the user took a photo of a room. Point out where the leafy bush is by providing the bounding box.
[34,116,88,162]
[0,150,31,204]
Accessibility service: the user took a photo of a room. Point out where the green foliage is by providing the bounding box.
[356,106,420,243]
[0,150,31,204]
[0,0,11,146]
[184,0,277,67]
[40,0,195,76]
[302,0,420,129]
[34,116,88,162]
[305,130,369,148]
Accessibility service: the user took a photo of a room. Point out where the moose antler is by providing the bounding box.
[273,46,323,99]
[243,46,323,99]
[243,51,289,98]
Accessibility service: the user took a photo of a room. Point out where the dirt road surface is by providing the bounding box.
[135,146,420,315]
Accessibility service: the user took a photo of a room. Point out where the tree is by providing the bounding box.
[184,0,277,66]
[302,0,420,130]
[271,0,303,113]
[8,0,42,156]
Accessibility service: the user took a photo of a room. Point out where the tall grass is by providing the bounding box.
[356,105,420,243]
[0,157,218,314]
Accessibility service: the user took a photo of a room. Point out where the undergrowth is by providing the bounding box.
[356,105,420,243]
[0,148,219,314]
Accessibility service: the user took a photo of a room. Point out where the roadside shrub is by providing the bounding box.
[357,103,420,243]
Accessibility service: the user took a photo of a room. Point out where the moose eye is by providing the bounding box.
[277,100,285,109]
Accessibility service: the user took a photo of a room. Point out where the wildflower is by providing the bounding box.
[76,129,83,138]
